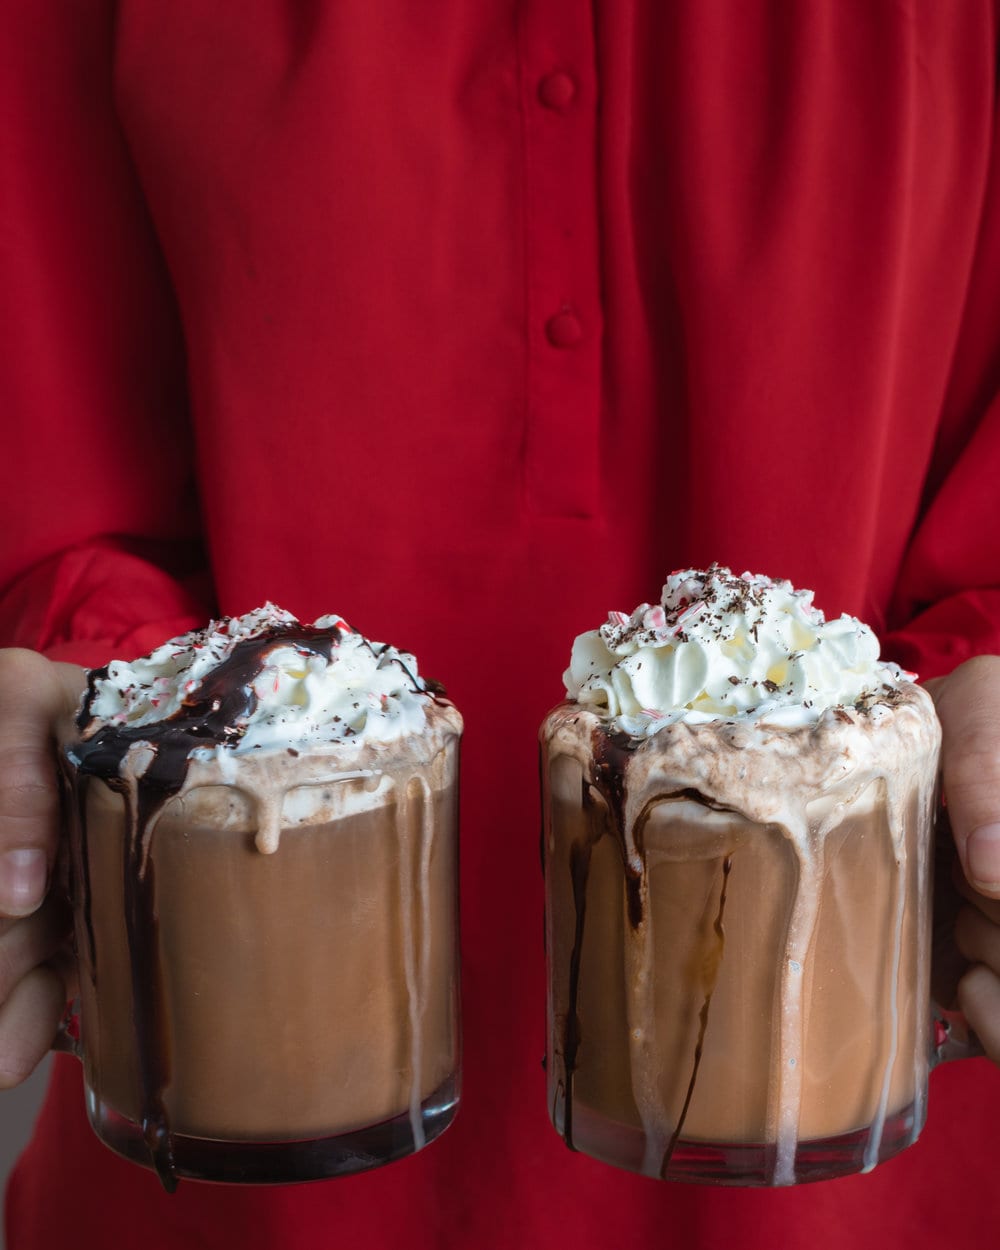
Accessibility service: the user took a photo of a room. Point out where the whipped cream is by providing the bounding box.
[78,603,436,754]
[564,566,914,734]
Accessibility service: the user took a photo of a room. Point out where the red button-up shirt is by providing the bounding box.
[3,4,1000,1248]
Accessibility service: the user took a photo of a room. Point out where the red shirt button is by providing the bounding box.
[545,312,583,348]
[537,71,576,112]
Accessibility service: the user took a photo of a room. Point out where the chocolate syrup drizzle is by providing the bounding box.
[74,622,342,768]
[561,727,735,1175]
[66,622,349,1191]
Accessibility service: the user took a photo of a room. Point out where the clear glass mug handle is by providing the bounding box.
[933,1006,982,1064]
[931,810,986,1066]
[50,797,82,1061]
[52,1001,81,1059]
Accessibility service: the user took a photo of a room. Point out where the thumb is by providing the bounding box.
[929,655,1000,899]
[0,650,85,918]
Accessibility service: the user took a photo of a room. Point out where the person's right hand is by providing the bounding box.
[0,649,86,1088]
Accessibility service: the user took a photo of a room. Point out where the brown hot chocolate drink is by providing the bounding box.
[62,605,462,1189]
[541,568,941,1185]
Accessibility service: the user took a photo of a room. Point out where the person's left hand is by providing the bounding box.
[928,655,1000,1065]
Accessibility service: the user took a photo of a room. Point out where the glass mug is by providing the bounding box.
[540,697,980,1186]
[56,724,461,1191]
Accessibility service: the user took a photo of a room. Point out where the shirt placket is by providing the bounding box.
[517,0,603,518]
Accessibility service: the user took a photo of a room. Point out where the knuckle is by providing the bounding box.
[944,742,1000,826]
[0,775,57,830]
[0,649,49,696]
[948,741,1000,785]
[0,743,59,823]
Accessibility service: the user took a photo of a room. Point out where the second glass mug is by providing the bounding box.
[540,698,981,1187]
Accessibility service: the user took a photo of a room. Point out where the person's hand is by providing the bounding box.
[0,649,86,1088]
[928,655,1000,1065]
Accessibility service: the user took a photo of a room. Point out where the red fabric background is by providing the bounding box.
[3,4,1000,1248]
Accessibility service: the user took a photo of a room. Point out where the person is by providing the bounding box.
[2,3,1000,1248]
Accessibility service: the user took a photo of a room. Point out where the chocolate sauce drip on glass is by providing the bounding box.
[588,730,647,928]
[560,731,631,1149]
[67,622,344,1190]
[59,768,98,978]
[560,726,734,1166]
[659,853,733,1177]
[561,821,594,1151]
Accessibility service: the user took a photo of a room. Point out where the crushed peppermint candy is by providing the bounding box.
[76,603,438,755]
[563,565,916,735]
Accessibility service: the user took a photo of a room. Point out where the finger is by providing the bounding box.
[957,964,1000,1066]
[933,835,975,1009]
[953,866,1000,926]
[955,902,1000,972]
[0,965,67,1089]
[929,655,1000,899]
[0,651,85,918]
[0,897,72,1004]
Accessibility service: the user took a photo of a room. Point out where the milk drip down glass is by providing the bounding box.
[540,567,961,1186]
[59,605,462,1190]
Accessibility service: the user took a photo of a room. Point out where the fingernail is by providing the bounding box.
[0,848,48,916]
[966,824,1000,892]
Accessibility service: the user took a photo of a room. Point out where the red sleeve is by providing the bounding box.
[0,4,210,667]
[884,395,1000,680]
[884,61,1000,681]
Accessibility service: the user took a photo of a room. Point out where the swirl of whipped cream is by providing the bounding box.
[563,566,914,734]
[80,603,436,753]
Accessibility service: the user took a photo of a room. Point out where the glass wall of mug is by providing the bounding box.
[540,710,934,1187]
[61,736,461,1189]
